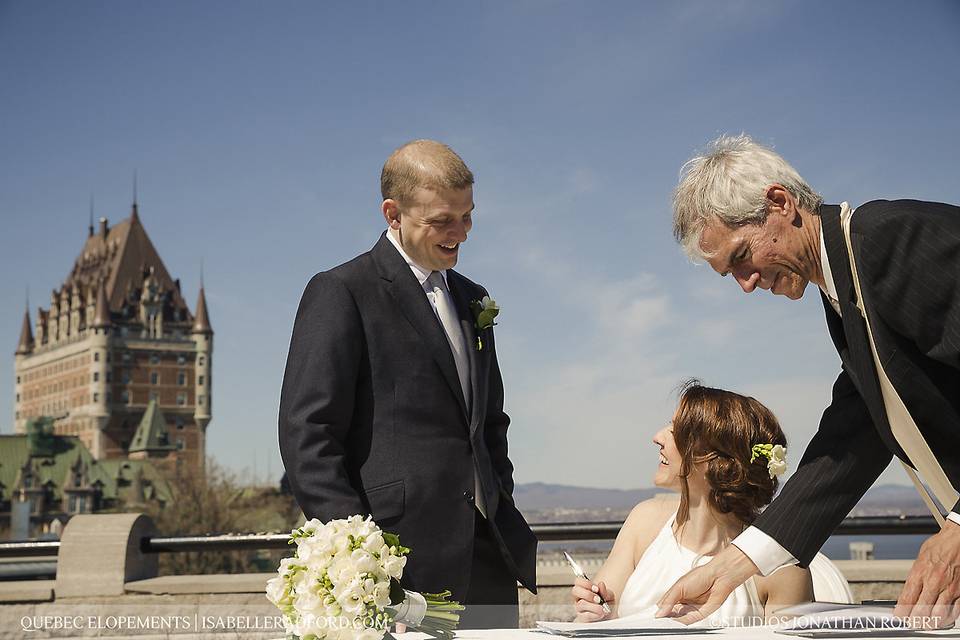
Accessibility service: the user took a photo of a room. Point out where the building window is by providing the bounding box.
[121,390,130,404]
[93,393,99,402]
[150,372,159,385]
[15,393,19,402]
[122,371,131,385]
[198,355,205,366]
[198,395,204,407]
[176,438,185,451]
[177,371,186,386]
[92,372,99,382]
[176,418,185,430]
[198,375,204,386]
[177,393,187,406]
[106,391,112,403]
[150,354,160,365]
[16,376,20,384]
[106,372,112,383]
[94,352,100,362]
[122,352,131,363]
[177,353,186,365]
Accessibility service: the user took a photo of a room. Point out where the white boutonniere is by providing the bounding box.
[468,295,499,351]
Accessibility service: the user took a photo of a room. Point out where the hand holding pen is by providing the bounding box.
[564,550,614,621]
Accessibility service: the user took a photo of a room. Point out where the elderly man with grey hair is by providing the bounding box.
[655,135,960,627]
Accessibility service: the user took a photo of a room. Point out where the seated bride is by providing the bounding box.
[571,380,813,625]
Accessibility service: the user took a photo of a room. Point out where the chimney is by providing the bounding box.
[99,217,109,239]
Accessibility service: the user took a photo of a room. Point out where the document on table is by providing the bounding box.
[536,611,719,637]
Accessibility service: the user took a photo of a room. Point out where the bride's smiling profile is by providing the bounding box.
[571,380,813,625]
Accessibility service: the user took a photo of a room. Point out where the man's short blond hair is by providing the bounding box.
[381,139,474,204]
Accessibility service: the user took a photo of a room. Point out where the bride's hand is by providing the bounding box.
[571,577,614,622]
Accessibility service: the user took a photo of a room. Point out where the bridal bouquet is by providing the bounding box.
[266,515,463,640]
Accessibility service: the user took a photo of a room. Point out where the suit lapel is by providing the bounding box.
[820,205,908,460]
[447,270,485,435]
[371,234,469,421]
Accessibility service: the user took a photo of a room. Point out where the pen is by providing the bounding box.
[563,550,612,615]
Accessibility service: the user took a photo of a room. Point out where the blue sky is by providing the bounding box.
[2,0,959,490]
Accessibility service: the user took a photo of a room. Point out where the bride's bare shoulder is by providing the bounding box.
[621,494,678,553]
[626,493,679,524]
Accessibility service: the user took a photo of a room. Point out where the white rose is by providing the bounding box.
[371,581,392,609]
[382,553,406,579]
[481,295,498,310]
[767,444,788,478]
[294,586,323,614]
[333,578,366,616]
[265,575,288,605]
[350,549,378,574]
[361,530,385,554]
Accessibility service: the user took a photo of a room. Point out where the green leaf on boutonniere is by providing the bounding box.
[469,295,499,351]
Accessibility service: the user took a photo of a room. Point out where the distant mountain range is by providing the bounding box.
[513,481,932,516]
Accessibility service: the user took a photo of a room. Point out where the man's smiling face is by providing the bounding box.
[390,185,474,272]
[699,210,816,300]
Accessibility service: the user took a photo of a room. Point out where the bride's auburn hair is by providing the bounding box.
[673,379,786,527]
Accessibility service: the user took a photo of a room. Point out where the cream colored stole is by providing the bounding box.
[840,202,957,526]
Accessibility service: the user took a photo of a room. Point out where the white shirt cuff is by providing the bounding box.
[947,512,960,526]
[732,526,799,576]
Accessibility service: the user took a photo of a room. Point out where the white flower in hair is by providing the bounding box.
[767,444,788,478]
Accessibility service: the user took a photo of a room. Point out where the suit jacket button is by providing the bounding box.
[463,490,474,504]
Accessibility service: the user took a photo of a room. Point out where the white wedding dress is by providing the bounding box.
[615,511,765,627]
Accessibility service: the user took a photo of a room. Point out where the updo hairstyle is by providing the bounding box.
[673,379,787,526]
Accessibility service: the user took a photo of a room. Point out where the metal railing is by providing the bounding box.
[0,515,940,560]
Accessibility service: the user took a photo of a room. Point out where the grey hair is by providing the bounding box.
[672,134,822,261]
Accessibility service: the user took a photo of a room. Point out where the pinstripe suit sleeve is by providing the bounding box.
[752,368,892,566]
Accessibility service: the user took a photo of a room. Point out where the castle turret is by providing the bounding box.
[16,308,34,356]
[88,280,111,458]
[192,285,212,476]
[14,307,33,430]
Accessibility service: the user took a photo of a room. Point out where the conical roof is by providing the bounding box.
[129,399,176,453]
[16,308,34,355]
[192,287,212,334]
[92,280,111,327]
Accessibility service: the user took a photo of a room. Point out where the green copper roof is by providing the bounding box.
[0,432,115,502]
[129,399,176,453]
[0,417,173,506]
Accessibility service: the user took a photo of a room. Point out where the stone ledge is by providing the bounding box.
[125,574,275,595]
[833,560,911,582]
[0,579,54,603]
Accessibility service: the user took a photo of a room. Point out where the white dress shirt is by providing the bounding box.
[732,216,959,577]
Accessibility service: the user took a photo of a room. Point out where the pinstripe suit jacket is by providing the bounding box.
[752,200,960,566]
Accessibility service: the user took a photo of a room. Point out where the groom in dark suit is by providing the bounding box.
[278,140,537,629]
[658,134,960,627]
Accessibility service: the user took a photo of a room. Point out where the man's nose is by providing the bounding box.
[735,271,760,293]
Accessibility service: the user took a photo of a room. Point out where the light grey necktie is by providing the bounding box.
[426,271,471,410]
[425,271,486,517]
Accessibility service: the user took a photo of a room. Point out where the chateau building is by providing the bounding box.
[12,201,212,479]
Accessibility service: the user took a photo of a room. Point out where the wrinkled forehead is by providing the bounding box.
[697,219,740,264]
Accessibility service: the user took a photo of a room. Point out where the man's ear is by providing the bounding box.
[765,184,797,221]
[382,199,401,230]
